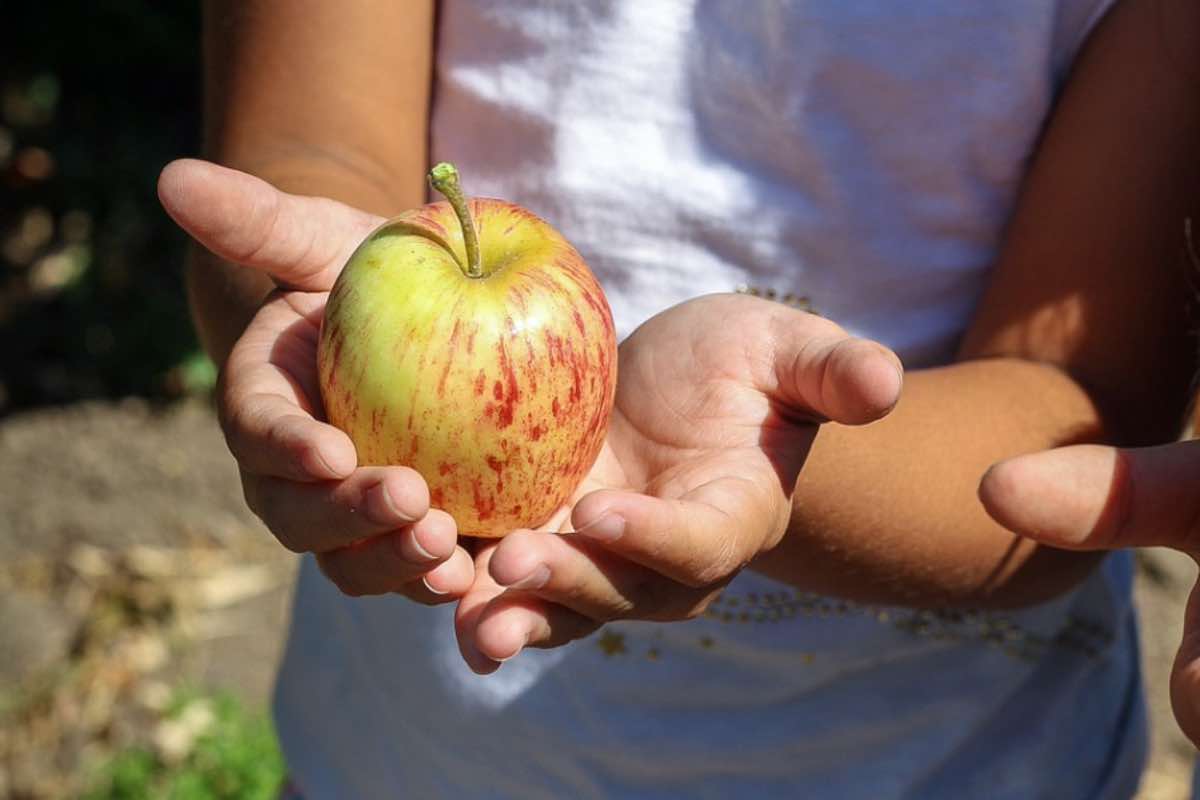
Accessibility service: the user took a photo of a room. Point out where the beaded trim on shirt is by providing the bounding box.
[734,284,817,314]
[592,591,1114,665]
[598,284,1113,666]
[669,286,1116,665]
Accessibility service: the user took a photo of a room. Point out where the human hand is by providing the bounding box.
[158,159,473,601]
[979,440,1200,746]
[455,293,904,672]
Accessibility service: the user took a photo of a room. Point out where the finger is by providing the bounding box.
[763,310,903,425]
[1171,579,1200,748]
[244,466,430,554]
[455,543,506,674]
[220,294,357,481]
[158,158,382,291]
[487,529,717,622]
[315,509,458,596]
[568,483,780,588]
[223,391,357,481]
[472,593,600,662]
[417,545,476,599]
[230,289,328,405]
[979,440,1200,552]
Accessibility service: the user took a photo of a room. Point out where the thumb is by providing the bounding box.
[766,313,904,425]
[979,440,1200,553]
[157,158,382,291]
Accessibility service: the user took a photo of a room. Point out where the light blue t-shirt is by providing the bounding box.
[275,1,1144,796]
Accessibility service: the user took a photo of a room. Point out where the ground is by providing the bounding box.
[0,399,1195,798]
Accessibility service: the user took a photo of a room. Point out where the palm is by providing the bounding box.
[607,295,817,531]
[535,294,821,541]
[190,169,385,431]
[235,291,331,423]
[457,292,901,671]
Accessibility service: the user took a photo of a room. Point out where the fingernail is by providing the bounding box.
[496,647,523,664]
[503,564,550,590]
[367,481,401,523]
[311,449,339,478]
[395,529,439,564]
[410,531,437,561]
[421,576,447,595]
[495,628,531,664]
[574,514,625,542]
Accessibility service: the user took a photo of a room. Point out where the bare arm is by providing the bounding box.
[188,0,435,362]
[757,0,1200,607]
[166,0,478,602]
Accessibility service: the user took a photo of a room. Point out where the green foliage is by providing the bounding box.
[84,692,285,800]
[87,750,158,800]
[0,2,210,414]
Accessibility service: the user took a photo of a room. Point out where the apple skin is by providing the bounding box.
[317,198,617,538]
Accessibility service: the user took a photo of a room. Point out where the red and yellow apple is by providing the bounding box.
[317,163,617,538]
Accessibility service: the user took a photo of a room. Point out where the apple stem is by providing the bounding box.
[428,162,483,279]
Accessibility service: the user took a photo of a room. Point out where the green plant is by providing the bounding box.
[85,691,284,800]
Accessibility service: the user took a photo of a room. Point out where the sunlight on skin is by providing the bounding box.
[457,294,903,673]
[981,440,1200,746]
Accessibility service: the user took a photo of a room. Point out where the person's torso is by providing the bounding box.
[276,2,1145,797]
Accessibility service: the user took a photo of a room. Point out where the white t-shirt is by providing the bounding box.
[276,2,1145,797]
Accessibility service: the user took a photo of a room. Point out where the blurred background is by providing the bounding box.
[1,4,294,798]
[0,2,1195,798]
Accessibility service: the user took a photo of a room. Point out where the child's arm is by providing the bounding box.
[188,0,435,364]
[761,0,1200,607]
[174,1,478,601]
[458,0,1200,666]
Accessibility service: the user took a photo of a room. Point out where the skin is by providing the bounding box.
[186,0,461,603]
[182,0,1199,673]
[976,2,1200,747]
[979,441,1200,747]
[455,0,1200,669]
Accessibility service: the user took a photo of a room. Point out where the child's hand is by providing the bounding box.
[981,441,1200,748]
[158,159,474,602]
[454,294,903,672]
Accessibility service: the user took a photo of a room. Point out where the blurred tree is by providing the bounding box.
[0,1,208,415]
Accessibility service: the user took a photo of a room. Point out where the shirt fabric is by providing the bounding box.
[275,2,1145,797]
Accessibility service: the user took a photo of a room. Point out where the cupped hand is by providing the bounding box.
[980,441,1200,747]
[456,293,904,672]
[158,159,473,601]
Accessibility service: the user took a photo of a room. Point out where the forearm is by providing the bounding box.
[754,357,1109,608]
[753,0,1200,609]
[190,0,434,364]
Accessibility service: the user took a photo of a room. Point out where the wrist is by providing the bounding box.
[210,143,423,218]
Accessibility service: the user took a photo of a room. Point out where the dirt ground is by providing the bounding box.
[0,398,1195,798]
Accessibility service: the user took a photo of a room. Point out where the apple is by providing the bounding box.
[317,163,617,538]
